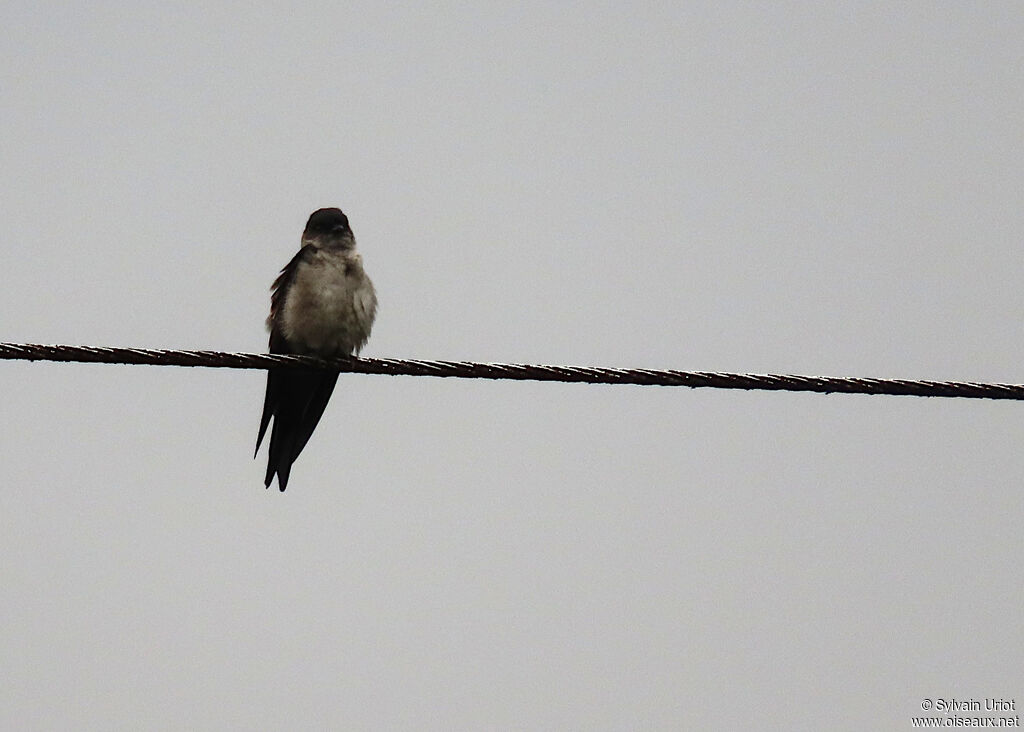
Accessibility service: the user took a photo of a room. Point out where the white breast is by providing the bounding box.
[280,249,377,356]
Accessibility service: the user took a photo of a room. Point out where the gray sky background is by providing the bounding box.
[2,3,1022,730]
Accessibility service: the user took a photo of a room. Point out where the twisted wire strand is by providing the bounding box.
[0,342,1021,400]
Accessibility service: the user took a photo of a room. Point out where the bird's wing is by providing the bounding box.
[255,247,311,456]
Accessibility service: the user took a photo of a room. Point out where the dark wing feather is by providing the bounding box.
[289,371,339,462]
[255,249,308,455]
[255,247,333,491]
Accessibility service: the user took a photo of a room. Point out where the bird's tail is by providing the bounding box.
[257,368,339,491]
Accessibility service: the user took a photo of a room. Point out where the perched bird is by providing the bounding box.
[255,208,377,491]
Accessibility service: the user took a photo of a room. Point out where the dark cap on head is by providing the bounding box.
[304,207,350,236]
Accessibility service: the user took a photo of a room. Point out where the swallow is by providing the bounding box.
[255,207,377,491]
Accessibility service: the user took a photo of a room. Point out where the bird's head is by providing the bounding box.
[302,207,355,249]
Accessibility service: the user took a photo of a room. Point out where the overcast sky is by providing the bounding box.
[2,3,1022,730]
